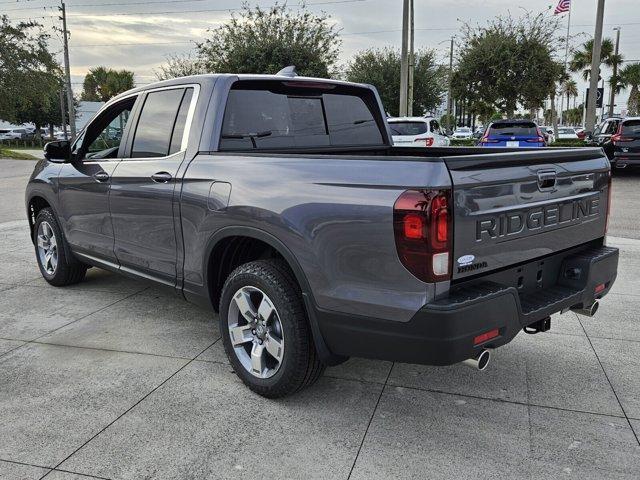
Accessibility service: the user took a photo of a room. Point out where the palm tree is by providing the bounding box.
[619,62,640,115]
[569,38,621,81]
[561,79,578,116]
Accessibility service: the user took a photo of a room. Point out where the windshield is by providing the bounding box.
[456,127,471,132]
[488,122,537,136]
[558,128,575,134]
[621,120,640,136]
[389,121,428,136]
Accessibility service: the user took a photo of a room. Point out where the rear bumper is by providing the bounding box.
[613,152,640,167]
[317,245,618,366]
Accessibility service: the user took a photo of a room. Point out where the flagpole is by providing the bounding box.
[559,1,572,125]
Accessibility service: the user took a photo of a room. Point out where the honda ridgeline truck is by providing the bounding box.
[26,71,618,397]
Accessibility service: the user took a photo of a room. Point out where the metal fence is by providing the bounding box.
[0,138,49,149]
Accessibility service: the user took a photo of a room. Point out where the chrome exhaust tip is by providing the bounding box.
[462,349,491,371]
[571,301,599,317]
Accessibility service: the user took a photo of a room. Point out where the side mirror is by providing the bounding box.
[44,140,70,161]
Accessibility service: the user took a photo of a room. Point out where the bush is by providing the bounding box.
[550,139,587,147]
[450,139,476,146]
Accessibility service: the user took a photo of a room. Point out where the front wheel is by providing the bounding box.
[33,208,87,286]
[219,259,324,398]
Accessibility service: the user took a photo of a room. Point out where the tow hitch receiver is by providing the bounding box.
[523,316,551,334]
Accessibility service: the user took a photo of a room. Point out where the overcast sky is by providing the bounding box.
[4,0,640,106]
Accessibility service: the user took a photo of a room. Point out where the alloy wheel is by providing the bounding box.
[37,221,58,275]
[227,286,285,379]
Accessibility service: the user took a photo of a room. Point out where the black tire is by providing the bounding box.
[33,208,87,286]
[219,259,325,398]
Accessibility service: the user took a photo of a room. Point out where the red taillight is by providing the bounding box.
[393,189,452,282]
[403,214,424,239]
[595,283,606,294]
[480,135,498,144]
[414,137,434,147]
[474,328,499,345]
[611,134,633,143]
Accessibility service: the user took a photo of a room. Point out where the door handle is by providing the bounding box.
[151,171,172,183]
[93,171,109,182]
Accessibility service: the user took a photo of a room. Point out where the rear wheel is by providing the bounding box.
[219,259,324,398]
[33,208,86,286]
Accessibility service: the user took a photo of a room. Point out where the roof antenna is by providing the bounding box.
[276,65,297,77]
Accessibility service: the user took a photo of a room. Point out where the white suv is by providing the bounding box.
[0,128,27,141]
[388,117,450,147]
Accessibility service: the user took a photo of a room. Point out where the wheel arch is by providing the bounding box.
[203,226,345,365]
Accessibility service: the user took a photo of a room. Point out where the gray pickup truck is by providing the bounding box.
[26,71,618,397]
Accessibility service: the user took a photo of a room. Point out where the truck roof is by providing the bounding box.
[110,73,371,104]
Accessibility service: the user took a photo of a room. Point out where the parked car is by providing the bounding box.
[479,119,546,147]
[388,116,450,147]
[557,127,579,140]
[611,117,640,169]
[585,117,622,160]
[0,128,28,141]
[27,72,618,398]
[452,126,473,139]
[575,127,586,140]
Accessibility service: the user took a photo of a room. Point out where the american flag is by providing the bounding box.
[554,0,571,14]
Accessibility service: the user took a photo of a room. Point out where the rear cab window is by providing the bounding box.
[389,122,428,136]
[488,122,537,137]
[219,80,385,150]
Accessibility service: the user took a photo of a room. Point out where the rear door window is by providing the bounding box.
[220,85,383,150]
[389,122,428,136]
[488,122,537,136]
[131,88,186,158]
[621,120,640,136]
[429,120,440,134]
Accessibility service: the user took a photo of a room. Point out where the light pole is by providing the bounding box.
[586,0,605,132]
[399,0,410,116]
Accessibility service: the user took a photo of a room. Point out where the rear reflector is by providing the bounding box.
[473,328,500,345]
[595,283,606,294]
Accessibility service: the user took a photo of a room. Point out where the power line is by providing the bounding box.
[65,0,368,17]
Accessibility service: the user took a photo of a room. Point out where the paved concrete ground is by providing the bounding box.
[1,158,639,479]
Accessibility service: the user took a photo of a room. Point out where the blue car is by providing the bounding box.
[479,120,546,148]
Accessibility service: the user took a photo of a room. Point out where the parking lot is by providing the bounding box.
[1,157,640,479]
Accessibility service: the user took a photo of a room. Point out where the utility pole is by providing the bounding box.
[446,36,454,132]
[559,0,572,126]
[608,26,621,117]
[60,1,76,138]
[407,0,414,116]
[59,86,68,141]
[399,0,410,116]
[586,0,605,132]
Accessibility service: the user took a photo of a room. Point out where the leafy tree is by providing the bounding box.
[81,66,135,102]
[619,62,640,115]
[197,4,340,77]
[569,38,621,81]
[0,16,62,132]
[452,12,561,118]
[345,47,445,117]
[155,53,206,80]
[440,114,456,132]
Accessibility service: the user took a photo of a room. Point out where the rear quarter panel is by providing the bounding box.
[180,154,451,321]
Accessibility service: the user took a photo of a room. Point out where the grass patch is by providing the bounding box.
[0,148,38,160]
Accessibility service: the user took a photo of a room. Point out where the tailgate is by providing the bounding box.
[445,148,611,280]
